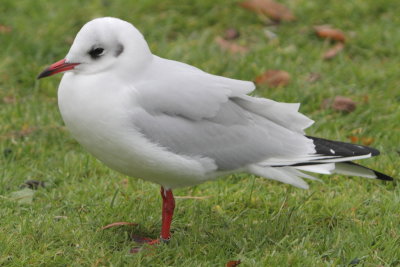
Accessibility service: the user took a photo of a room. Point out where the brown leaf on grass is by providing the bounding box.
[239,0,295,22]
[0,24,12,34]
[314,26,346,42]
[101,222,137,230]
[348,136,359,143]
[361,137,374,146]
[323,42,345,60]
[323,96,356,112]
[226,260,241,267]
[215,37,248,54]
[332,96,356,112]
[255,70,290,87]
[3,96,16,104]
[224,28,240,40]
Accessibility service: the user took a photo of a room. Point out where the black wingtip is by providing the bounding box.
[373,170,394,181]
[306,136,381,157]
[345,162,394,182]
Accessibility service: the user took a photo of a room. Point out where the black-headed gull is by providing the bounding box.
[38,17,393,244]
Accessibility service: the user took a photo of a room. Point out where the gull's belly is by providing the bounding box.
[57,74,215,188]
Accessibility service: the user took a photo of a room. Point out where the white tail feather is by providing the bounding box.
[294,163,335,174]
[248,165,321,189]
[333,163,376,179]
[249,161,380,189]
[261,153,373,167]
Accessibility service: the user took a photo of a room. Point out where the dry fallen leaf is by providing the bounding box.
[226,260,241,267]
[215,37,249,54]
[224,28,240,40]
[332,96,356,112]
[348,136,359,143]
[314,26,346,42]
[255,70,290,87]
[239,0,295,22]
[323,96,356,112]
[323,42,345,60]
[0,24,12,34]
[361,137,374,146]
[101,222,137,230]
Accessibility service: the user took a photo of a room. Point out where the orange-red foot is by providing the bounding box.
[130,236,170,253]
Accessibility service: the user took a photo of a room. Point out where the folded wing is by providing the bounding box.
[132,56,316,171]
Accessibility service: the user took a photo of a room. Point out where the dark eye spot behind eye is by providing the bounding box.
[115,43,124,57]
[89,47,104,59]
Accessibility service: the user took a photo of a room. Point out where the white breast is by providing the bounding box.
[57,72,217,188]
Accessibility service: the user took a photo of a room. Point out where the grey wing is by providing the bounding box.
[132,56,316,171]
[135,56,255,120]
[132,99,314,171]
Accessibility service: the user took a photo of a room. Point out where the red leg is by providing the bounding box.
[130,186,175,252]
[160,186,175,242]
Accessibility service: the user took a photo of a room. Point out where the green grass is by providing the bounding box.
[1,0,399,266]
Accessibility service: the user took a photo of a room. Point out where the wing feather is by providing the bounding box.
[131,56,316,171]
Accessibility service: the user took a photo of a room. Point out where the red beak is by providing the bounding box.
[37,59,80,79]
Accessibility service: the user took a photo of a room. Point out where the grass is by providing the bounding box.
[0,0,399,266]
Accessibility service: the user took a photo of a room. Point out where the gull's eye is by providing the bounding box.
[89,47,105,59]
